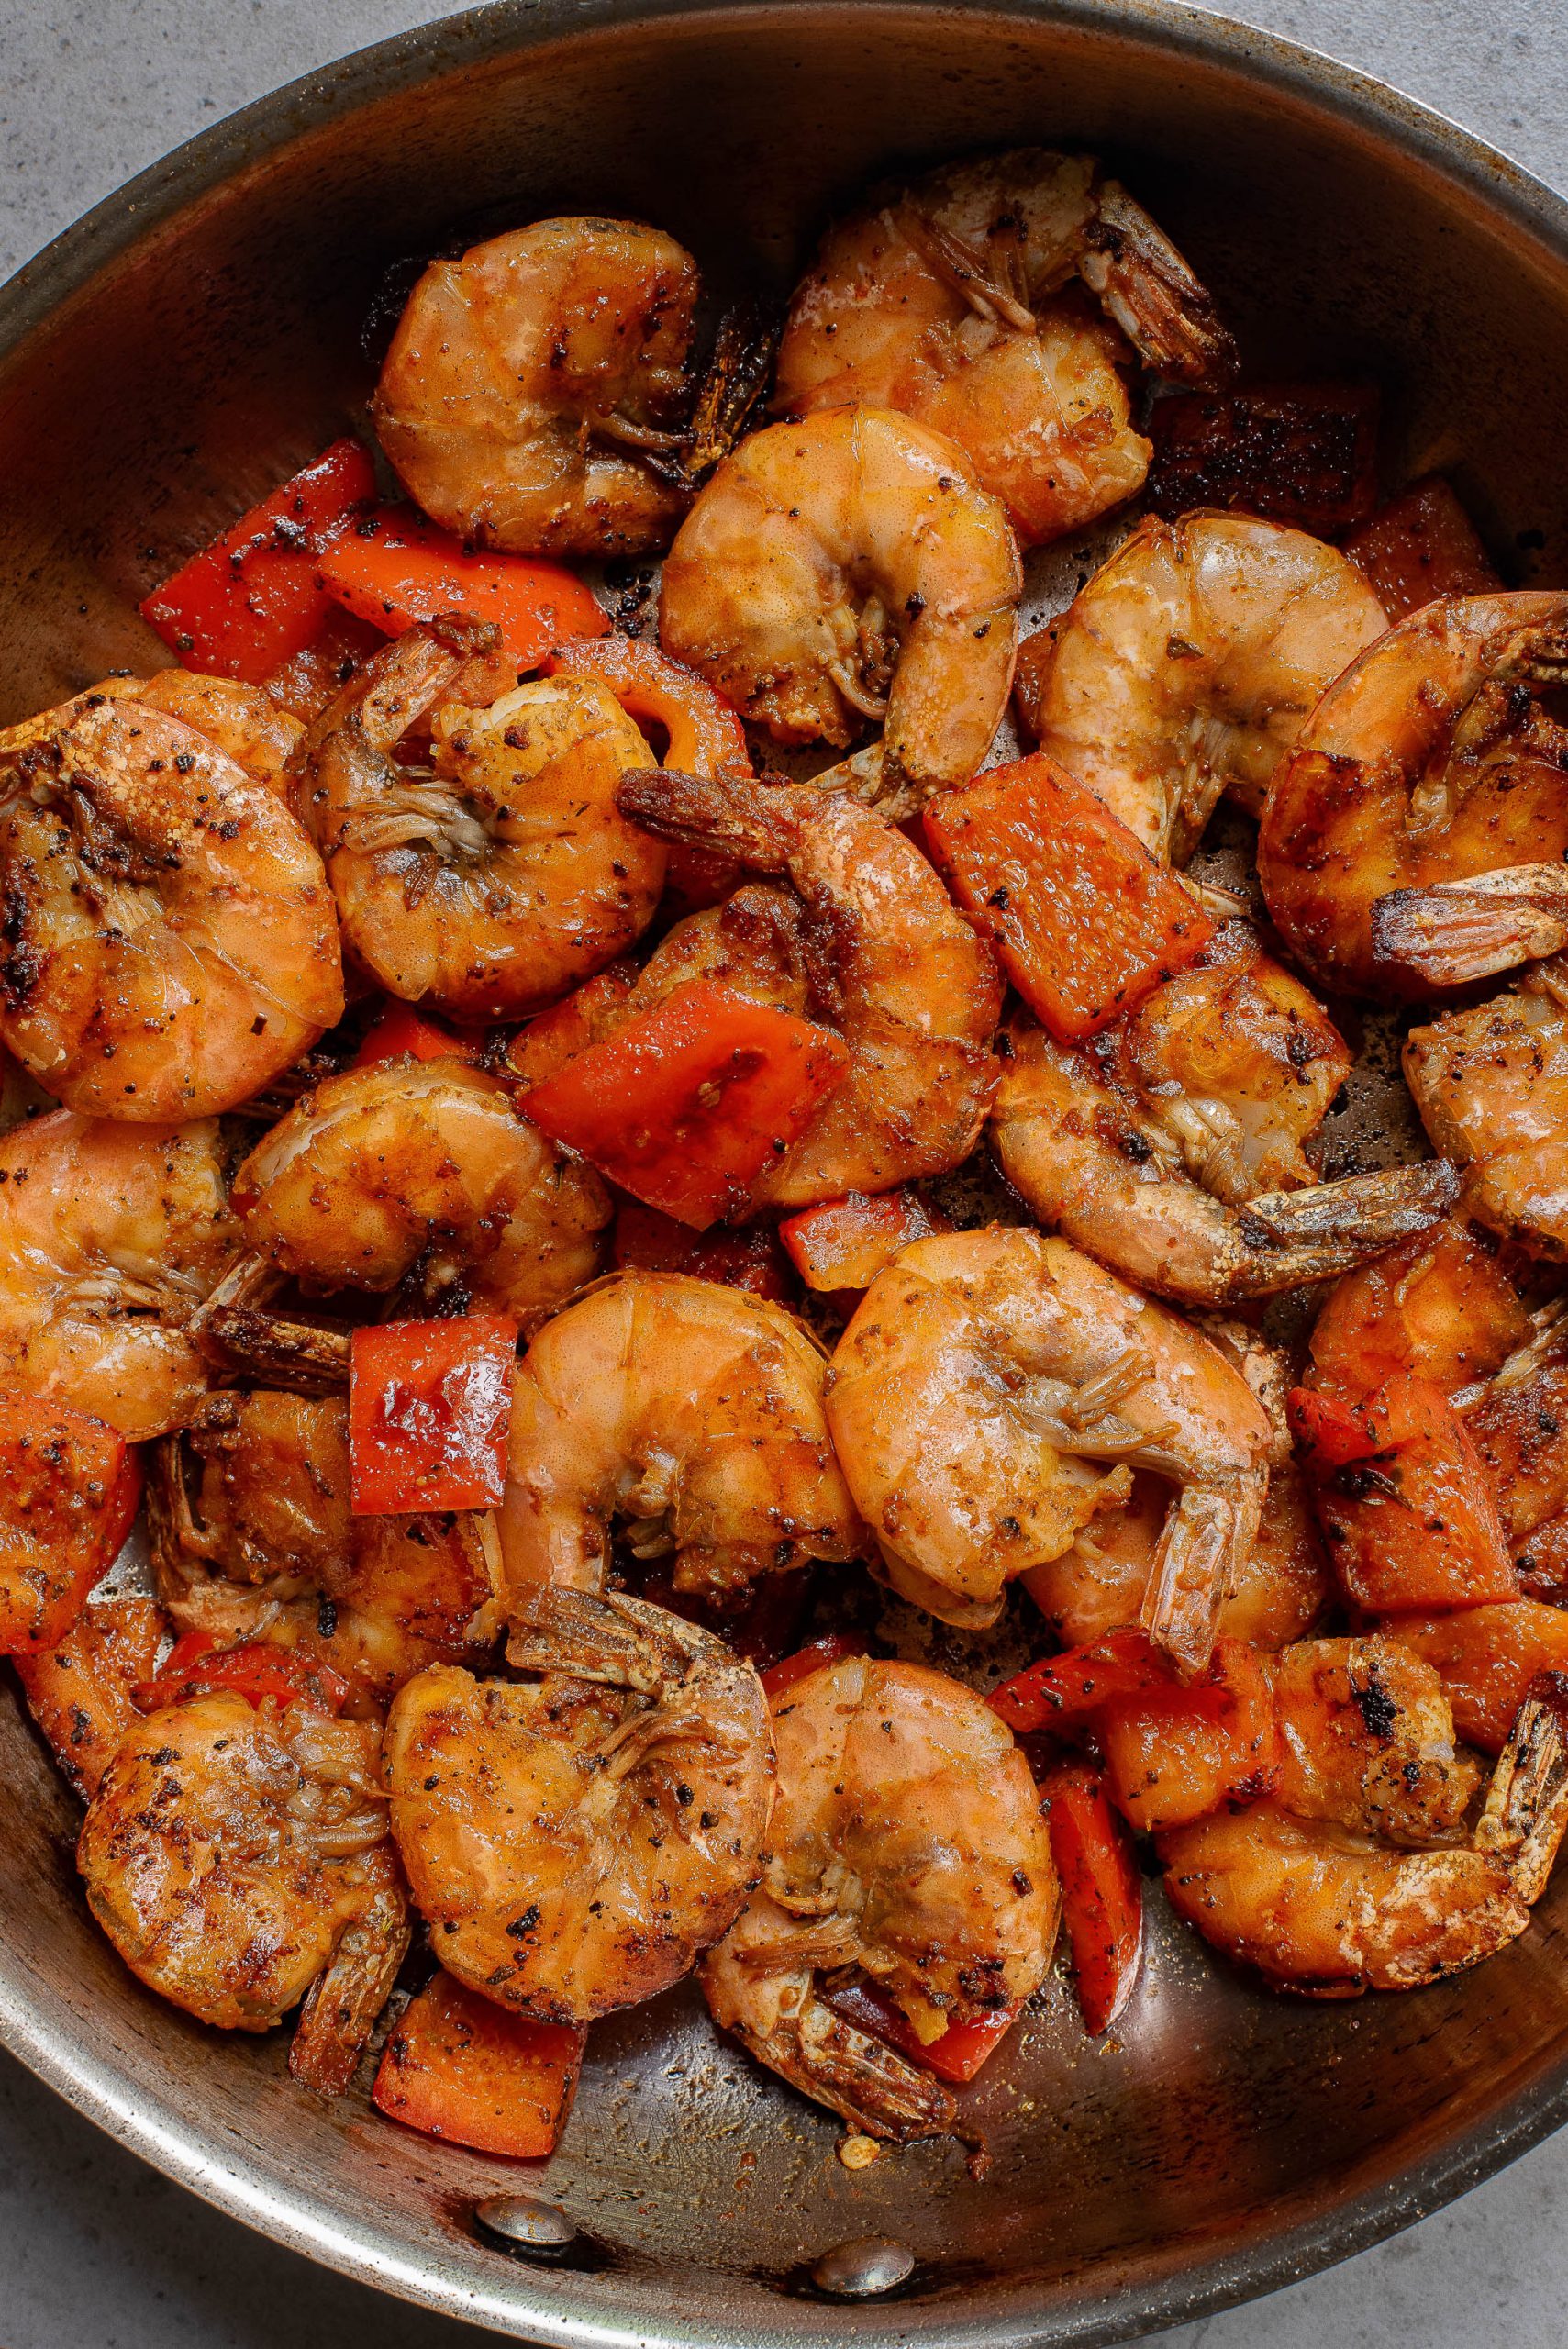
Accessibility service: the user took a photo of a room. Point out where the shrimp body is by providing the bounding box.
[384,1587,773,2021]
[79,1690,407,2055]
[0,696,343,1119]
[617,768,1003,1205]
[300,627,665,1021]
[776,150,1232,547]
[499,1270,864,1601]
[1260,592,1568,994]
[659,407,1021,799]
[702,1655,1055,2140]
[1403,966,1568,1259]
[0,1109,239,1439]
[375,217,699,557]
[1019,514,1387,860]
[233,1059,609,1328]
[134,671,304,806]
[828,1227,1272,1666]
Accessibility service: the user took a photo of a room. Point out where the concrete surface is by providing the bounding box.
[3,2,1568,2343]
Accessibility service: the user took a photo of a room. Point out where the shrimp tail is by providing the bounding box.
[188,1252,351,1394]
[1372,865,1568,987]
[1078,180,1238,384]
[288,1879,412,2097]
[1140,1484,1244,1675]
[617,764,797,868]
[1232,1161,1460,1292]
[506,1581,695,1695]
[1473,1670,1568,1903]
[725,1993,959,2143]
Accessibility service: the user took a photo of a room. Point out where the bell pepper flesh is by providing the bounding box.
[133,1632,349,1717]
[373,1970,585,2158]
[350,1314,517,1514]
[821,1976,1020,2083]
[1040,1762,1144,2034]
[353,1000,483,1071]
[612,1200,793,1301]
[760,1633,865,1705]
[1346,475,1500,619]
[317,505,609,671]
[778,1187,949,1293]
[0,1400,142,1655]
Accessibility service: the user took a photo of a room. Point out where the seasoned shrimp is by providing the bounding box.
[146,1391,495,1705]
[1403,963,1568,1260]
[1269,1635,1479,1845]
[0,691,344,1119]
[499,1270,865,1601]
[1016,514,1387,861]
[384,1586,773,2021]
[827,1227,1272,1667]
[79,1688,408,2088]
[992,996,1457,1308]
[776,149,1233,547]
[1161,1675,1568,1994]
[702,1654,1056,2141]
[1260,592,1568,994]
[296,622,665,1020]
[375,217,699,557]
[658,407,1021,803]
[0,1110,239,1439]
[231,1059,610,1327]
[133,671,304,805]
[616,767,1004,1205]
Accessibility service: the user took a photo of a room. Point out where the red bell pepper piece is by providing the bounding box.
[1307,1221,1530,1402]
[352,1000,482,1071]
[760,1632,864,1704]
[612,1200,793,1302]
[925,753,1214,1042]
[1345,475,1500,619]
[820,1976,1020,2084]
[505,963,639,1092]
[0,1399,142,1655]
[988,1628,1171,1735]
[350,1314,517,1515]
[1040,1763,1144,2034]
[373,1971,585,2158]
[317,505,609,672]
[524,978,851,1230]
[779,1187,948,1293]
[140,439,378,685]
[1289,1373,1518,1610]
[1146,381,1381,537]
[1385,1602,1568,1755]
[133,1632,349,1717]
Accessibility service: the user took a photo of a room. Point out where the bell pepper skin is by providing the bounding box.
[349,1314,517,1514]
[373,1971,585,2157]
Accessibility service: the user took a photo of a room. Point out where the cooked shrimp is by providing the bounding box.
[1463,1301,1568,1581]
[133,671,304,805]
[776,149,1233,547]
[0,691,344,1119]
[993,1001,1457,1308]
[1270,1634,1479,1845]
[499,1270,865,1602]
[1260,591,1568,994]
[616,767,1003,1205]
[702,1654,1056,2141]
[1016,514,1387,861]
[658,407,1021,804]
[374,217,699,558]
[827,1227,1272,1668]
[145,1390,495,1706]
[1403,963,1568,1260]
[14,1593,166,1799]
[1161,1674,1568,1994]
[0,1109,239,1439]
[296,622,665,1021]
[384,1585,773,2021]
[79,1688,408,2087]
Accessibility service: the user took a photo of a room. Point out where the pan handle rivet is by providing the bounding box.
[811,2235,917,2297]
[474,2194,579,2255]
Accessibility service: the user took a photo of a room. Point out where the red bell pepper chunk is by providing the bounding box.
[0,1399,141,1655]
[821,1976,1020,2084]
[925,753,1214,1042]
[373,1971,585,2158]
[140,439,379,685]
[350,1314,517,1515]
[778,1186,949,1293]
[133,1632,349,1716]
[1385,1602,1568,1755]
[1040,1763,1143,2035]
[1146,381,1381,537]
[1345,475,1500,619]
[612,1200,793,1302]
[988,1628,1171,1735]
[524,978,851,1230]
[1289,1373,1518,1610]
[760,1632,865,1704]
[352,1000,482,1071]
[317,505,609,671]
[506,963,639,1092]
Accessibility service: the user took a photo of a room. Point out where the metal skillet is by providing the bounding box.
[3,2,1568,2341]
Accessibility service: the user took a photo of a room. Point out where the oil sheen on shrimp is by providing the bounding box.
[296,622,666,1020]
[0,691,344,1118]
[1403,962,1568,1260]
[702,1653,1057,2141]
[615,766,1003,1207]
[827,1226,1272,1669]
[1260,590,1568,994]
[1017,513,1388,861]
[499,1270,864,1602]
[0,1109,239,1439]
[384,1586,773,2021]
[776,149,1234,547]
[658,406,1021,802]
[375,217,699,557]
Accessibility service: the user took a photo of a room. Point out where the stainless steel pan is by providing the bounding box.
[4,4,1568,2341]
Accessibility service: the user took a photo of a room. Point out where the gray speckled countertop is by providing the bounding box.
[3,3,1567,2343]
